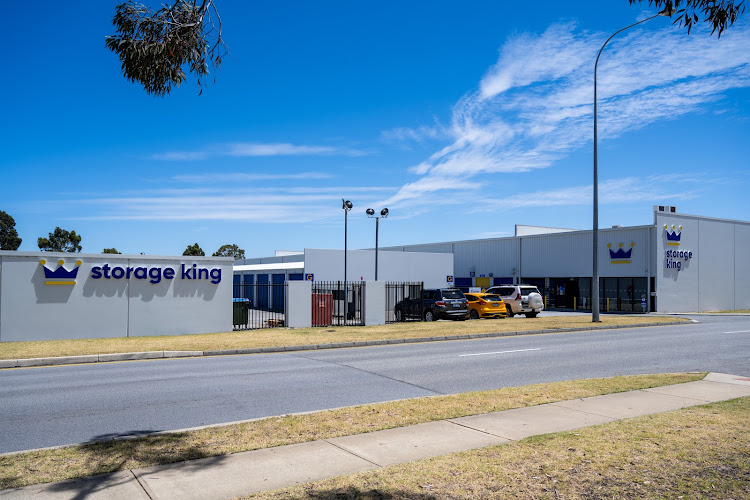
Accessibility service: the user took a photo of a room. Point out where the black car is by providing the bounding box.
[395,288,468,321]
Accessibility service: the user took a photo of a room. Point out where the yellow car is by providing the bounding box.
[465,293,508,319]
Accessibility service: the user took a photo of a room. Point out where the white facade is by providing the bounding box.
[304,249,453,288]
[655,211,750,312]
[0,251,233,342]
[234,248,454,289]
[380,208,749,313]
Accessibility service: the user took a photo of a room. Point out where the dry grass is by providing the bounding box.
[249,396,749,500]
[0,315,686,360]
[0,373,702,490]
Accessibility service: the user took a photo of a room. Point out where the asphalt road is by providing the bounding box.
[1,315,748,454]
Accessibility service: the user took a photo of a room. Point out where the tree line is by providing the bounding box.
[0,210,245,259]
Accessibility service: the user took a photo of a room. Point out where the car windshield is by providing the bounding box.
[520,288,540,296]
[442,290,464,299]
[483,295,500,300]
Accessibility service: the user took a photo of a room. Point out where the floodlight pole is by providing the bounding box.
[367,208,389,281]
[342,199,352,320]
[593,11,669,322]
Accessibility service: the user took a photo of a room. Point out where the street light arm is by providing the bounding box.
[595,14,660,72]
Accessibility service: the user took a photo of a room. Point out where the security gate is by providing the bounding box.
[386,282,424,323]
[311,281,364,327]
[233,280,286,330]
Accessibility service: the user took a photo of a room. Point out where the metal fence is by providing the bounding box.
[311,281,365,327]
[386,281,424,323]
[233,282,287,330]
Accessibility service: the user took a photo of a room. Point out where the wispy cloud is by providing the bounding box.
[381,122,450,146]
[382,19,750,209]
[151,142,367,161]
[173,172,333,183]
[58,185,398,223]
[473,174,705,212]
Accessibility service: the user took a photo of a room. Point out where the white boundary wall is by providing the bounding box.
[304,248,453,288]
[0,251,233,342]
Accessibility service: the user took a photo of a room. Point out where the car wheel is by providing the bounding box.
[525,312,538,318]
[424,310,434,322]
[470,310,479,320]
[506,304,514,317]
[395,309,403,322]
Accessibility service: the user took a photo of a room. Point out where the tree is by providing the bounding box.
[106,0,228,96]
[103,248,122,254]
[628,0,746,37]
[0,211,22,250]
[212,244,245,260]
[183,242,205,256]
[38,227,82,253]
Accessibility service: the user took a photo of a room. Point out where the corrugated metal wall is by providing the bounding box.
[522,227,651,278]
[452,239,519,278]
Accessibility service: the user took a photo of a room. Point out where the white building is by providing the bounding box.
[236,206,750,313]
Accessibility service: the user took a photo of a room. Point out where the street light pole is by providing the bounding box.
[593,10,671,322]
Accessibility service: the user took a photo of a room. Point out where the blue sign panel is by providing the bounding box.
[305,273,314,281]
[446,275,454,283]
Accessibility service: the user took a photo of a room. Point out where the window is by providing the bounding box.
[442,290,464,299]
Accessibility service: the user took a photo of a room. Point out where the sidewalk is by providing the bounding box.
[2,373,749,500]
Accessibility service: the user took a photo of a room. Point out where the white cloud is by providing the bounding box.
[60,185,400,223]
[381,123,450,145]
[386,19,750,209]
[473,175,705,212]
[173,172,333,183]
[150,142,367,161]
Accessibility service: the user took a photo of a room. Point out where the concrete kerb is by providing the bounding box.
[0,321,687,369]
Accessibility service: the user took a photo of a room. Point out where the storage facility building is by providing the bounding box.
[235,206,750,313]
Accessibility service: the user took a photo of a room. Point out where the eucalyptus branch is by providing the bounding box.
[628,0,745,37]
[106,0,228,96]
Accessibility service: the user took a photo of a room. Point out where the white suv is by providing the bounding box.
[484,285,544,318]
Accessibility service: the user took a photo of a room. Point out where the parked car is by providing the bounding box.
[464,293,507,319]
[484,285,544,318]
[394,288,468,321]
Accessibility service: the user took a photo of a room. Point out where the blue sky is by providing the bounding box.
[2,1,749,257]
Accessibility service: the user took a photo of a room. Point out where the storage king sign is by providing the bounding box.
[90,263,222,284]
[664,224,693,272]
[40,259,223,286]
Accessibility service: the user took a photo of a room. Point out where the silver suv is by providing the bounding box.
[484,285,544,318]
